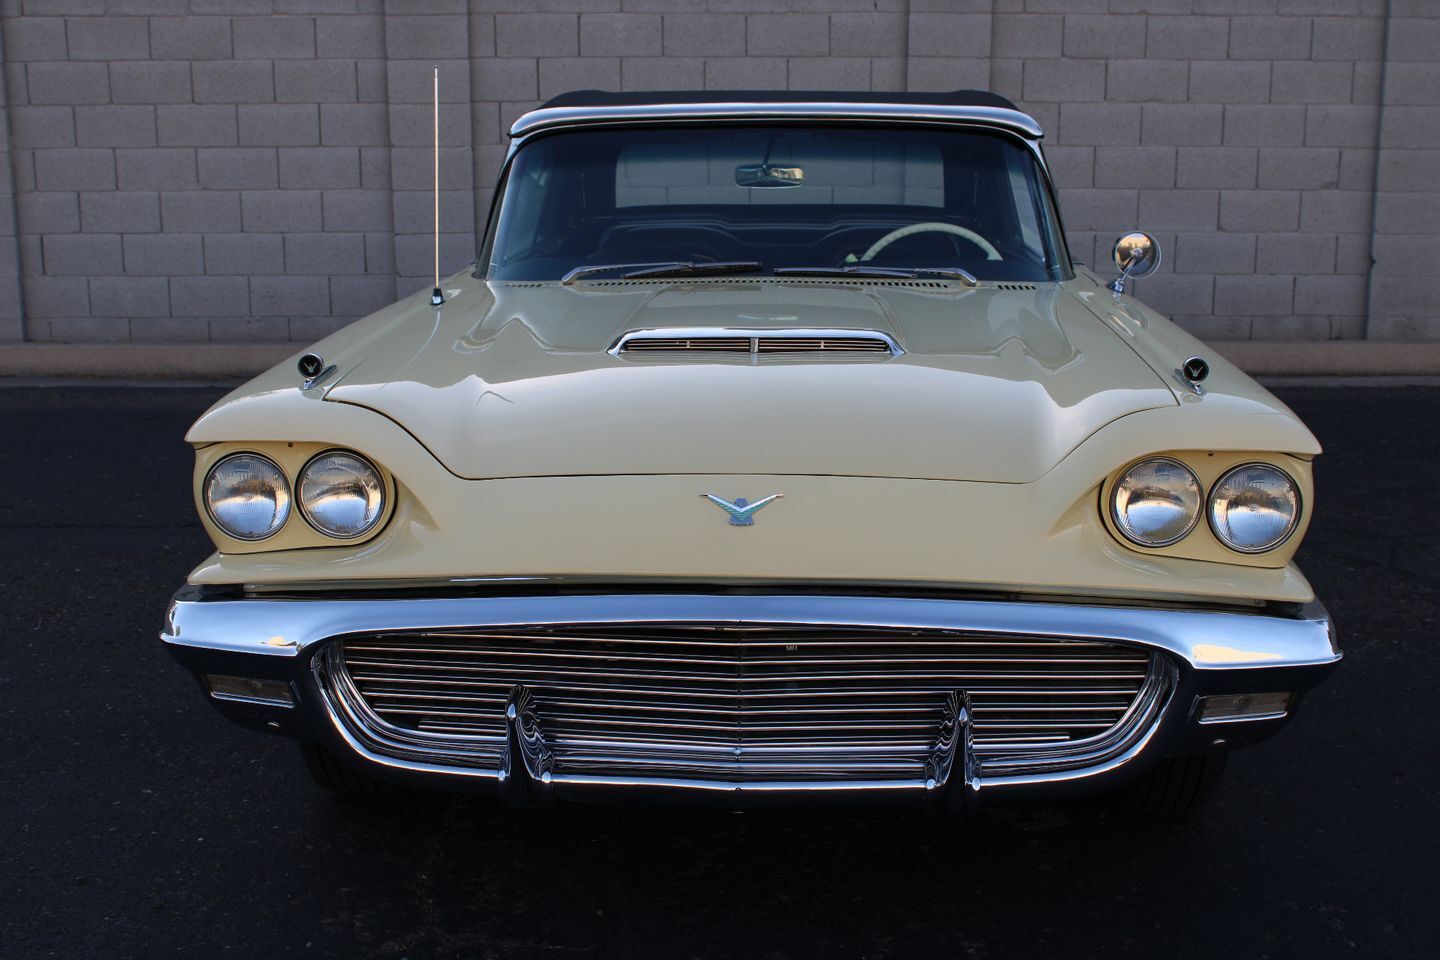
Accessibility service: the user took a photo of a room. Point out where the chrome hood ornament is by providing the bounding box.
[701,493,783,526]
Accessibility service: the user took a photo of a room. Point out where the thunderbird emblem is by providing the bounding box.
[701,493,783,526]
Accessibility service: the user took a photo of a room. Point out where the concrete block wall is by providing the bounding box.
[1369,1,1440,340]
[995,0,1393,342]
[0,19,23,341]
[0,0,1436,349]
[1,0,403,343]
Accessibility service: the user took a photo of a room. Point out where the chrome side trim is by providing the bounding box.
[162,593,1340,672]
[510,102,1045,140]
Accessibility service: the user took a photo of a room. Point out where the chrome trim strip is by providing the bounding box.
[608,327,905,358]
[1197,710,1288,725]
[510,103,1045,140]
[162,593,1340,672]
[209,691,295,709]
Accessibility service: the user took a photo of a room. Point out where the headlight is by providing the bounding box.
[205,453,291,541]
[1209,463,1300,553]
[1111,457,1202,547]
[298,451,385,539]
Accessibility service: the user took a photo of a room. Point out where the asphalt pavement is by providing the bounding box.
[1,384,1436,960]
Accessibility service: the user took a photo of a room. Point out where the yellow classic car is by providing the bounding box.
[161,90,1339,816]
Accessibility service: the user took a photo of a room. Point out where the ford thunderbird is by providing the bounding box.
[161,90,1339,816]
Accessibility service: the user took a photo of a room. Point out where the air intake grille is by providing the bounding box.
[755,337,890,353]
[620,337,756,353]
[328,624,1160,782]
[614,331,899,356]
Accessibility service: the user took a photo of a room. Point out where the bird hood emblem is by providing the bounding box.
[701,493,783,526]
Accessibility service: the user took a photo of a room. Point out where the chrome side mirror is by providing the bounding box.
[1109,232,1161,295]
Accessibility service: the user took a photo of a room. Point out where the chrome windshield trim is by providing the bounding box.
[162,592,1338,672]
[510,102,1045,140]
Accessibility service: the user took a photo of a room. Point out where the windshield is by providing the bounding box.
[484,125,1069,283]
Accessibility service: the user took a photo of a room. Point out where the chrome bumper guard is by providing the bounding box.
[160,591,1340,806]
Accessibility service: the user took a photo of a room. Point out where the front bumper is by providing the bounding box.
[160,589,1340,807]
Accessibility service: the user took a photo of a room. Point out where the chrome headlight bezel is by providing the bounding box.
[1109,456,1203,549]
[203,452,292,542]
[1207,462,1302,554]
[296,449,387,540]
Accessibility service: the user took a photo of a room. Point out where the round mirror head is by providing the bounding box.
[1112,232,1161,279]
[297,353,325,378]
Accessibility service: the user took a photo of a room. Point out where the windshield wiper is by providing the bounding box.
[561,261,763,284]
[774,265,978,286]
[621,260,764,280]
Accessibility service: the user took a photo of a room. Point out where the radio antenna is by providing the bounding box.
[430,65,444,307]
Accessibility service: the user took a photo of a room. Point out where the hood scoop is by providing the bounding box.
[612,328,901,357]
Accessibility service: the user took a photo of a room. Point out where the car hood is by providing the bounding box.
[324,279,1176,482]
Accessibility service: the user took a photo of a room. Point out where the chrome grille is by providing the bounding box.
[328,624,1161,782]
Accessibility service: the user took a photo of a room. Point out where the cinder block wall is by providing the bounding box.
[0,0,1435,348]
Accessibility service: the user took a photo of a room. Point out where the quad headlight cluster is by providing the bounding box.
[204,450,385,542]
[1110,457,1300,554]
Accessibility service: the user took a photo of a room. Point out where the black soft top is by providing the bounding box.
[541,89,1020,112]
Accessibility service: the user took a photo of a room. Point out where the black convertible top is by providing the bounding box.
[541,89,1020,112]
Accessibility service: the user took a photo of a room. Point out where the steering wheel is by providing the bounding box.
[862,222,1002,262]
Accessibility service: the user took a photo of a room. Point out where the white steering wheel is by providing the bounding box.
[862,222,1002,262]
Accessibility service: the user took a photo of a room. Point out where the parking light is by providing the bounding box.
[1197,692,1292,723]
[205,674,295,707]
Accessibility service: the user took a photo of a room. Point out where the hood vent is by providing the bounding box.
[612,328,902,357]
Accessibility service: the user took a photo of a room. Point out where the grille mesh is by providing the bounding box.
[334,624,1156,781]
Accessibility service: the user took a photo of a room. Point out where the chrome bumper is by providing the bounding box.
[160,589,1340,807]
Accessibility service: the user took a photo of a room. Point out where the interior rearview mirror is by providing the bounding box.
[735,163,804,188]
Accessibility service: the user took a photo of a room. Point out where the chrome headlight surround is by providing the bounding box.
[1208,462,1302,554]
[1109,456,1203,548]
[297,449,387,540]
[203,452,292,542]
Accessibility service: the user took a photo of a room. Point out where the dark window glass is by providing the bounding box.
[486,125,1067,282]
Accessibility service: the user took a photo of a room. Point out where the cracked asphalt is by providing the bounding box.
[1,384,1436,960]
